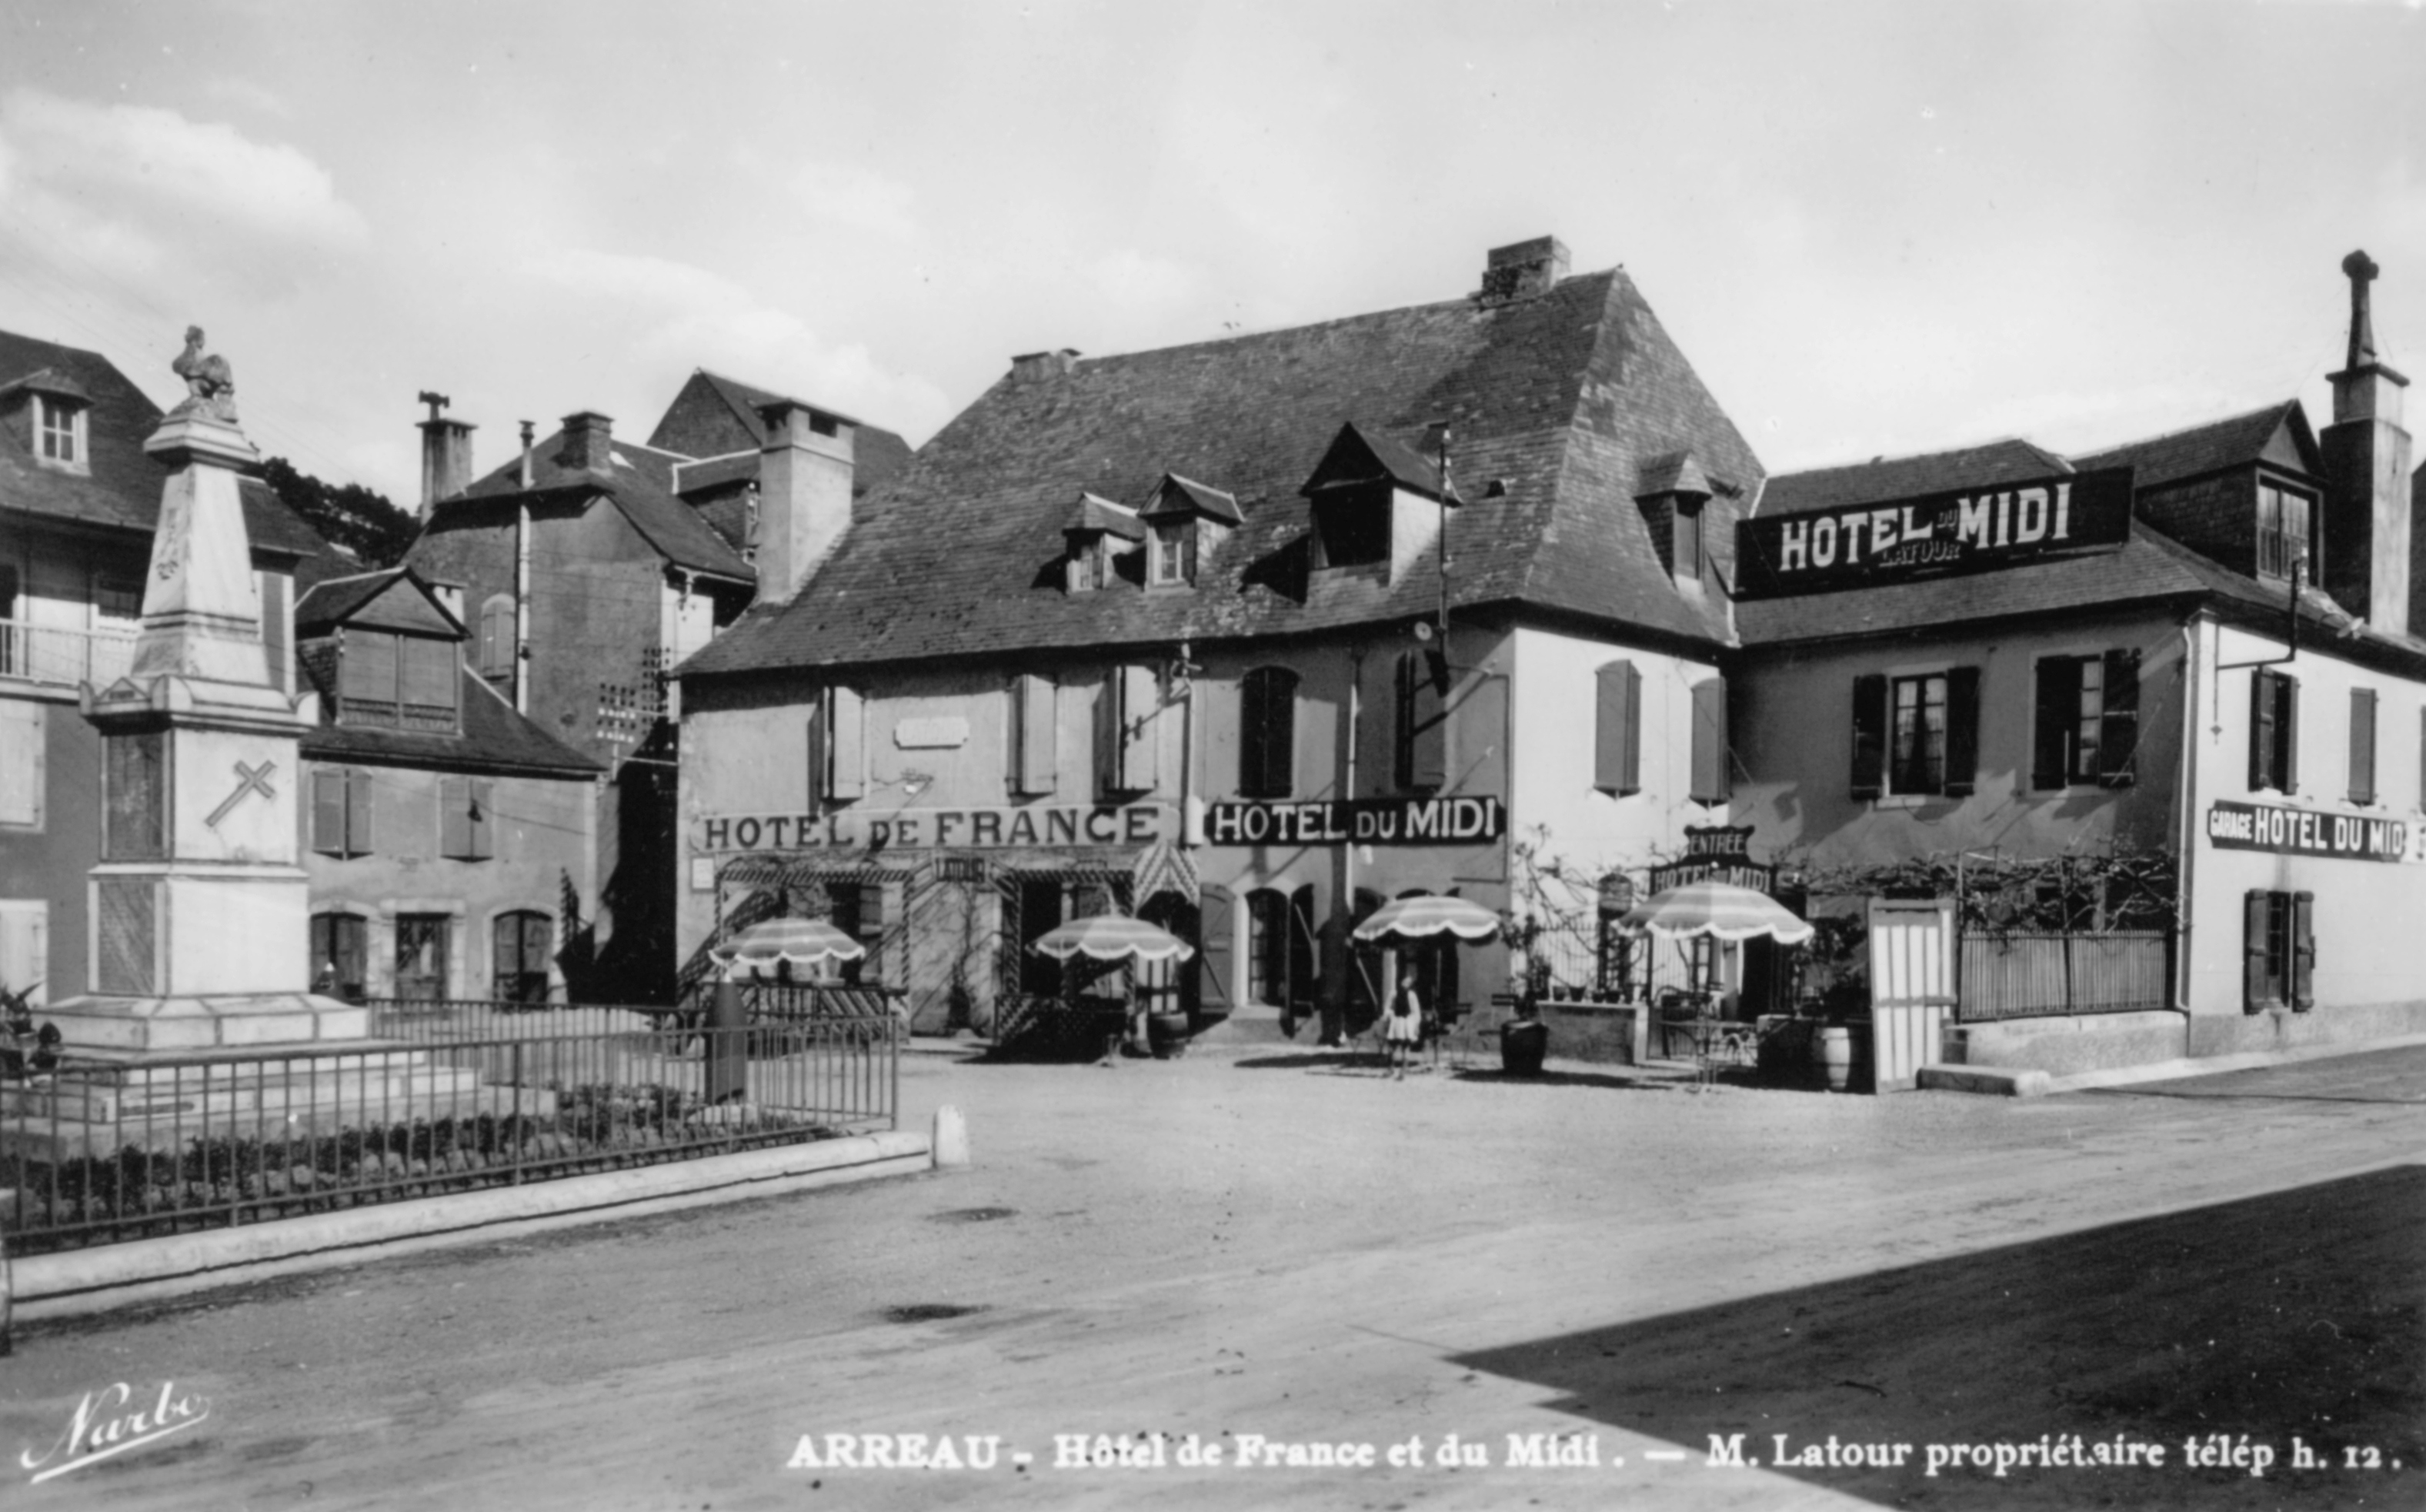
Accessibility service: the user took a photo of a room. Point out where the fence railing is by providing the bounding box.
[1957,931,2171,1021]
[0,1009,896,1257]
[0,619,138,688]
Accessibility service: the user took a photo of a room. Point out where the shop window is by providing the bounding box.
[2257,483,2314,582]
[810,684,866,806]
[2032,651,2138,790]
[1690,677,1730,804]
[311,766,375,857]
[2250,668,2299,793]
[1393,652,1446,791]
[2242,889,2314,1012]
[1243,886,1317,1010]
[1238,666,1297,798]
[1593,661,1641,796]
[2349,688,2378,805]
[395,913,451,1002]
[439,776,495,861]
[492,910,552,1003]
[309,912,369,1003]
[1009,673,1056,796]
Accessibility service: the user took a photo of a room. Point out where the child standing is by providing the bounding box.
[1383,963,1423,1080]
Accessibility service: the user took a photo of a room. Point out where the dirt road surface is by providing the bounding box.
[4,1042,2421,1510]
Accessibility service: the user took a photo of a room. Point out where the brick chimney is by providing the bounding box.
[754,398,856,606]
[2320,251,2413,636]
[558,410,615,473]
[1476,236,1570,306]
[415,391,475,514]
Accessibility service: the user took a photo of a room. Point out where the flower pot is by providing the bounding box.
[1818,1026,1854,1093]
[1500,1019,1548,1076]
[1146,1011,1192,1059]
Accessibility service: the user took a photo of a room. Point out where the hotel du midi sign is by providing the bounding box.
[2204,799,2424,864]
[1733,466,2133,599]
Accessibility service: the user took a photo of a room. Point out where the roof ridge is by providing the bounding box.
[2069,398,2296,461]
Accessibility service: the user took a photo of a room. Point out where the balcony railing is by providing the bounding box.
[0,619,138,688]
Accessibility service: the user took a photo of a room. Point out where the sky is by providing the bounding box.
[0,1,2421,507]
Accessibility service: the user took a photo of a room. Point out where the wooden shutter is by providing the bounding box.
[1398,653,1446,789]
[1196,883,1235,1013]
[1593,661,1640,795]
[0,699,40,825]
[312,768,345,854]
[2243,890,2272,1012]
[440,776,469,858]
[469,778,495,859]
[1240,668,1297,798]
[1850,673,1887,799]
[2098,649,2140,787]
[826,685,865,799]
[1116,663,1157,793]
[803,702,823,816]
[1015,673,1056,795]
[2035,657,2080,790]
[345,768,373,856]
[1944,666,1982,797]
[1238,671,1270,796]
[1690,677,1728,803]
[2281,673,2300,792]
[2349,688,2378,803]
[2291,891,2316,1010]
[342,630,396,706]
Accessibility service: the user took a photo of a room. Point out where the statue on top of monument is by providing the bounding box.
[169,325,238,422]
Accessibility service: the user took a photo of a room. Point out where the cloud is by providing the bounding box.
[524,247,952,436]
[202,77,295,120]
[787,159,918,237]
[0,89,365,297]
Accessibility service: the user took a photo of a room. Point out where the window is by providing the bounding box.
[309,912,368,1003]
[1854,669,1981,799]
[1594,661,1641,796]
[2349,688,2378,804]
[1674,499,1704,583]
[809,684,866,806]
[492,910,552,1003]
[395,913,450,1002]
[1890,674,1947,794]
[0,699,43,828]
[1244,886,1318,1010]
[93,573,142,631]
[1393,652,1446,791]
[825,881,886,984]
[1096,664,1157,797]
[1690,677,1730,803]
[1009,673,1056,796]
[2250,668,2299,793]
[2242,890,2314,1012]
[104,732,165,859]
[339,630,459,730]
[1311,489,1389,569]
[478,594,516,679]
[2033,652,2139,789]
[1238,667,1297,798]
[1067,539,1104,592]
[1150,521,1197,586]
[310,766,374,857]
[2257,483,2314,581]
[439,776,496,860]
[35,396,84,467]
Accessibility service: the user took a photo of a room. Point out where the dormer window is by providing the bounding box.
[1062,491,1144,593]
[38,395,85,466]
[1299,425,1456,578]
[2257,481,2315,580]
[1674,497,1704,582]
[1136,473,1240,592]
[339,631,460,733]
[1150,520,1197,586]
[4,370,95,476]
[1635,449,1715,590]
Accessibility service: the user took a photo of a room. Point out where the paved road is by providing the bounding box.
[5,1042,2421,1510]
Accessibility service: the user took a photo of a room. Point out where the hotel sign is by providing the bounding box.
[1734,466,2133,599]
[2204,799,2421,863]
[696,803,1176,853]
[1203,795,1506,847]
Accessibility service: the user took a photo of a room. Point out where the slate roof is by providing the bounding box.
[299,663,603,778]
[681,370,916,499]
[0,329,325,561]
[1067,492,1146,539]
[293,566,466,638]
[456,432,754,582]
[2069,401,2313,491]
[682,267,1764,679]
[1754,438,2071,517]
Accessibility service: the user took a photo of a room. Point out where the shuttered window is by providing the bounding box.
[439,776,495,861]
[1098,665,1159,796]
[1238,666,1298,798]
[492,910,553,1003]
[2250,669,2298,793]
[1944,666,1981,796]
[2033,652,2137,789]
[1593,661,1641,796]
[1850,673,1887,799]
[1009,673,1056,796]
[310,766,374,858]
[2349,688,2378,804]
[1689,677,1728,804]
[1395,652,1447,791]
[2244,889,2315,1013]
[0,699,42,828]
[820,685,866,801]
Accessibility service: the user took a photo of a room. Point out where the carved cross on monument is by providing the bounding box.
[204,759,278,829]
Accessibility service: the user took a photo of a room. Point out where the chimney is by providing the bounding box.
[1477,236,1570,306]
[753,398,856,606]
[1009,349,1080,382]
[415,391,476,513]
[2318,251,2413,636]
[558,410,614,473]
[518,420,536,489]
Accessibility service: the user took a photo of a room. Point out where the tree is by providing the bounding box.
[259,456,419,569]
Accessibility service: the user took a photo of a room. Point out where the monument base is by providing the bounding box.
[38,992,372,1055]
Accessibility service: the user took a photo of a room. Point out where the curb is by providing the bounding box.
[8,1126,936,1323]
[2043,1030,2426,1094]
[1917,1064,2053,1097]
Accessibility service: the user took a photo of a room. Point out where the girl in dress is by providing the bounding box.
[1383,963,1423,1080]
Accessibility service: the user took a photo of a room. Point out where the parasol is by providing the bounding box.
[1352,895,1503,944]
[1026,914,1196,963]
[1618,881,1814,944]
[710,916,868,978]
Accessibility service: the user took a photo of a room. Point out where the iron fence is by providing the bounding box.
[1957,930,2171,1021]
[0,1010,896,1257]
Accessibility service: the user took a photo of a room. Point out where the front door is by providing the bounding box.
[395,913,451,1002]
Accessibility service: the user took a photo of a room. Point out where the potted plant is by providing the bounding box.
[1499,998,1549,1076]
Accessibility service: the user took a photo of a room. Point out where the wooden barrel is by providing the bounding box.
[1819,1026,1854,1093]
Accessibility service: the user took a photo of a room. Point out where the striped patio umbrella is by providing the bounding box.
[1351,895,1503,944]
[1026,915,1196,963]
[710,916,867,978]
[1619,881,1815,945]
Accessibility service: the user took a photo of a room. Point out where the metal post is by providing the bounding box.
[709,978,747,1104]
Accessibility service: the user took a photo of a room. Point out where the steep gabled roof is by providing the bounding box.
[294,566,466,639]
[298,662,602,778]
[1066,492,1146,540]
[456,429,755,582]
[0,328,327,562]
[682,265,1764,679]
[2070,400,2319,490]
[646,369,916,499]
[1755,438,2071,517]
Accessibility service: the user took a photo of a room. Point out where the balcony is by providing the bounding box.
[0,619,138,689]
